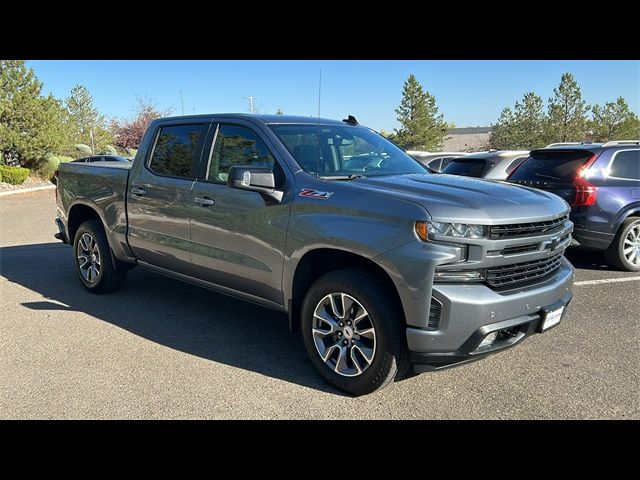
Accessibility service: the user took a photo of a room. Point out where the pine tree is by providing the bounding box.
[590,97,640,142]
[489,93,546,149]
[393,74,448,150]
[546,73,590,142]
[66,85,113,154]
[0,60,71,162]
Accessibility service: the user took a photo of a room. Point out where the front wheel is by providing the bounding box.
[605,217,640,271]
[301,268,410,396]
[73,220,127,293]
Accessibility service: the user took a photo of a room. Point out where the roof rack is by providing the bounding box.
[601,140,640,147]
[545,142,581,148]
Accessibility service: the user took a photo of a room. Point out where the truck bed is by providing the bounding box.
[57,161,133,261]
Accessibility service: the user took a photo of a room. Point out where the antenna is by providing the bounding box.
[317,69,322,118]
[315,69,322,178]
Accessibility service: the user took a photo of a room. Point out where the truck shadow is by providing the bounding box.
[0,242,345,395]
[564,247,612,271]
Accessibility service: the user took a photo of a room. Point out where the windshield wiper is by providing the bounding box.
[534,172,561,181]
[320,174,366,181]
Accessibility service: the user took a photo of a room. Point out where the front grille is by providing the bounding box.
[427,297,442,330]
[486,253,564,288]
[489,215,569,239]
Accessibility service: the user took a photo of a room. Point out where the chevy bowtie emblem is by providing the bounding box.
[545,237,560,252]
[299,188,334,200]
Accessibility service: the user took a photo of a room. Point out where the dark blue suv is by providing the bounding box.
[508,141,640,271]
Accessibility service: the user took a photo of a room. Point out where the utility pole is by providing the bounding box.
[90,128,95,155]
[180,90,184,116]
[243,96,258,114]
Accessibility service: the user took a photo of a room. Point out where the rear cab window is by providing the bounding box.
[148,124,209,178]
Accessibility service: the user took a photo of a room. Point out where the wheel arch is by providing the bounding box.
[613,203,640,233]
[288,248,405,332]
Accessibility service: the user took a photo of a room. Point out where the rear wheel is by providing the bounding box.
[301,268,410,396]
[73,220,127,293]
[605,217,640,271]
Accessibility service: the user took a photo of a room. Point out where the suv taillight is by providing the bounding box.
[571,154,599,207]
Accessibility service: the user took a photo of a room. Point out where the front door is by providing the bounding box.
[127,121,210,275]
[189,122,291,305]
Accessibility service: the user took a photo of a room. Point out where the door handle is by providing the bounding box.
[194,196,215,206]
[131,187,147,196]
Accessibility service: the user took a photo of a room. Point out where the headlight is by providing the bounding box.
[427,221,487,239]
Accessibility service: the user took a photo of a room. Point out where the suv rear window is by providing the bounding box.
[609,150,640,180]
[509,150,595,183]
[442,159,487,177]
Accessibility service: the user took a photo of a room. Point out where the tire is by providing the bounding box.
[605,217,640,272]
[301,268,410,396]
[73,220,127,293]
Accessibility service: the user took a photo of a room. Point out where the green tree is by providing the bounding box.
[590,97,640,142]
[393,74,448,150]
[546,72,590,143]
[66,84,113,154]
[490,92,547,149]
[0,60,71,162]
[489,107,516,149]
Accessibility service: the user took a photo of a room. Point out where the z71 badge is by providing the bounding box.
[299,188,334,200]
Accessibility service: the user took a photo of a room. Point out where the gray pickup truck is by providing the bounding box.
[55,114,574,395]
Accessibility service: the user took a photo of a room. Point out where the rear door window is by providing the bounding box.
[509,150,595,183]
[442,159,487,177]
[149,124,209,178]
[609,149,640,180]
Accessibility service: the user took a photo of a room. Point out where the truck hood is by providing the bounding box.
[350,173,570,224]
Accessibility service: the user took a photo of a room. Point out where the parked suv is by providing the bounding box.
[406,151,466,173]
[508,141,640,271]
[442,150,529,181]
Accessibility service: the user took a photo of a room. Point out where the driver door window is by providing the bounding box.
[207,124,278,184]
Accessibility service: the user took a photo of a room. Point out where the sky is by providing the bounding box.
[27,60,639,132]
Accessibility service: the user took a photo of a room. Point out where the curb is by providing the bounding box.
[0,185,55,198]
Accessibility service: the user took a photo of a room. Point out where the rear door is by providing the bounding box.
[127,120,211,274]
[508,149,597,204]
[188,120,292,304]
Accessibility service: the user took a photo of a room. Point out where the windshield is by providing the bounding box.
[269,124,428,178]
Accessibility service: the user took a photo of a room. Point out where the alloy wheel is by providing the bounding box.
[77,233,101,283]
[312,292,376,377]
[623,223,640,266]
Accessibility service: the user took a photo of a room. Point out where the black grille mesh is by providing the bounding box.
[489,215,569,239]
[486,253,564,288]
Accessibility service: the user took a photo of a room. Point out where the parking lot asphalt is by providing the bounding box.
[1,189,638,419]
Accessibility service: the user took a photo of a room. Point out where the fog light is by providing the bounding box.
[478,331,498,348]
[433,270,485,282]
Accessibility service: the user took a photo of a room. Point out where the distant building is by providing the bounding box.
[443,127,492,152]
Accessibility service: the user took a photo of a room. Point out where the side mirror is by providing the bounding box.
[227,165,283,202]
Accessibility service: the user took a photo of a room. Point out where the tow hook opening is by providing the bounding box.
[473,325,528,354]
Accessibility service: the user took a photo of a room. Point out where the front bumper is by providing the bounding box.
[407,257,574,372]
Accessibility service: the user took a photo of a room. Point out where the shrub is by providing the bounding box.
[126,148,138,157]
[103,145,117,155]
[75,144,92,155]
[0,165,30,185]
[37,154,74,180]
